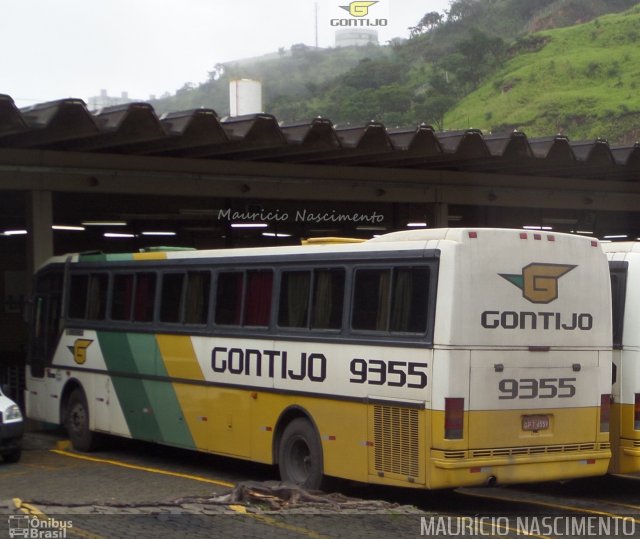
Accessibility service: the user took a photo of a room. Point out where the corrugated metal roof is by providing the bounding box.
[1,94,639,181]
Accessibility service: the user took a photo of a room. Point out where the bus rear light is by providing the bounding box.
[519,233,527,239]
[445,398,464,439]
[468,231,477,239]
[600,394,611,433]
[634,394,640,430]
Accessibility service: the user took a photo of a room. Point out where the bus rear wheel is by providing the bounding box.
[278,418,324,490]
[65,388,100,452]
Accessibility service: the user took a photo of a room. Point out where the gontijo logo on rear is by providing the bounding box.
[499,263,576,304]
[482,263,593,331]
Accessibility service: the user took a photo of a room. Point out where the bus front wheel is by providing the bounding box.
[65,389,100,452]
[278,418,324,490]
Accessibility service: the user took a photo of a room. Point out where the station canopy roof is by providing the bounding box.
[1,94,639,182]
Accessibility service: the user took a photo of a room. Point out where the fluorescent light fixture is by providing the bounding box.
[2,230,27,236]
[262,232,291,238]
[104,232,135,238]
[52,225,85,231]
[603,234,628,239]
[82,221,127,226]
[356,226,387,231]
[523,226,552,230]
[576,230,594,235]
[407,222,427,228]
[231,223,268,228]
[141,231,177,236]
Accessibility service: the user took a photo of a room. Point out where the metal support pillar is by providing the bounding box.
[426,202,449,229]
[26,190,53,280]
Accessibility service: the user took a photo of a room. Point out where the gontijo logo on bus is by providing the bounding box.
[67,339,93,365]
[482,263,593,331]
[499,263,576,304]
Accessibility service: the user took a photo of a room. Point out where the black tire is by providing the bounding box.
[278,418,324,490]
[2,448,21,463]
[65,388,100,452]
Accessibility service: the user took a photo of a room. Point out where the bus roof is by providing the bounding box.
[602,241,640,254]
[37,228,600,269]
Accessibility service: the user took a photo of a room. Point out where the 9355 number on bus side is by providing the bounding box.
[349,359,428,388]
[498,377,576,399]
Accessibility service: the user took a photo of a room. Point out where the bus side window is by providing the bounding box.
[390,267,429,333]
[352,267,430,333]
[133,273,157,322]
[112,274,134,321]
[278,271,311,328]
[244,270,273,327]
[69,273,108,321]
[184,271,211,325]
[352,269,391,331]
[87,274,108,320]
[68,275,89,319]
[311,269,345,330]
[215,272,243,325]
[160,273,185,323]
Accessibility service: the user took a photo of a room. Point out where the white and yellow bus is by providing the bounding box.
[25,228,612,489]
[604,242,640,474]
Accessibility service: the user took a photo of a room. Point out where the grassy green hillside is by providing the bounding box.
[445,5,640,142]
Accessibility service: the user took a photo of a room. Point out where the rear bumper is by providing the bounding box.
[429,446,611,489]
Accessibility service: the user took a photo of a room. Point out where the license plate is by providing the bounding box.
[522,415,550,431]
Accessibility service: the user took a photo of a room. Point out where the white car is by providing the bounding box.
[0,386,23,463]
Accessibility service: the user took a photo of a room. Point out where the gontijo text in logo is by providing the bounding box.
[331,0,388,27]
[499,263,576,304]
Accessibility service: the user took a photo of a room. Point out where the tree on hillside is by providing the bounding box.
[409,11,444,37]
[442,28,506,91]
[447,0,479,22]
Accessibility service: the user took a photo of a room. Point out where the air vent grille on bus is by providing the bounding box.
[471,443,602,458]
[374,405,419,478]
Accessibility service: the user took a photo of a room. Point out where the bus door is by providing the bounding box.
[26,270,63,421]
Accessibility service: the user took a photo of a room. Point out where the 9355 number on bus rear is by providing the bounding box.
[498,377,576,399]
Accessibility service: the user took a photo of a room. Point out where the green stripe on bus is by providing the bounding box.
[97,332,195,448]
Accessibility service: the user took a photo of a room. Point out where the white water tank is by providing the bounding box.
[229,79,262,116]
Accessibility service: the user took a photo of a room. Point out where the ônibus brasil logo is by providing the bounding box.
[499,263,576,304]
